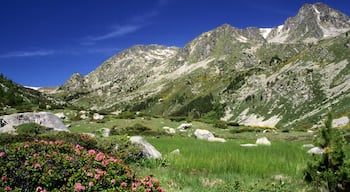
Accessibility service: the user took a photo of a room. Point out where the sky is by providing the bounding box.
[0,0,349,87]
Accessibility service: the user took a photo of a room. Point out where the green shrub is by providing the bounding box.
[15,123,53,135]
[214,120,228,129]
[96,135,144,163]
[116,111,136,119]
[304,113,350,191]
[0,140,163,191]
[110,123,160,136]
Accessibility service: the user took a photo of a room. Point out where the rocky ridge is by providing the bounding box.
[59,3,350,129]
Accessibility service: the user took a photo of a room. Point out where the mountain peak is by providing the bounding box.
[266,2,350,43]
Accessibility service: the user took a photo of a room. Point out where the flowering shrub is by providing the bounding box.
[0,139,163,191]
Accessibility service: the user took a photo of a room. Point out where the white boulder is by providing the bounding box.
[130,136,162,159]
[170,149,180,155]
[194,129,215,140]
[240,144,258,147]
[307,147,324,155]
[256,137,271,146]
[55,112,66,119]
[93,113,104,120]
[0,112,68,133]
[332,116,349,127]
[208,137,227,143]
[177,123,192,130]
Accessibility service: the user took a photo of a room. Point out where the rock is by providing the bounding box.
[80,114,89,120]
[55,112,66,119]
[208,137,227,142]
[194,129,215,140]
[307,147,324,154]
[332,116,349,127]
[93,113,104,120]
[99,128,110,137]
[256,137,271,145]
[163,126,176,134]
[0,112,68,133]
[177,123,192,130]
[240,144,258,147]
[170,149,180,155]
[302,144,315,148]
[130,136,162,159]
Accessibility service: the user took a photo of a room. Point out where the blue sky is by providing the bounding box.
[0,0,349,87]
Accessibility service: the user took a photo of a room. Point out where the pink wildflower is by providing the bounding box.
[0,152,4,157]
[1,175,7,181]
[88,182,94,187]
[87,149,96,156]
[157,186,163,192]
[4,186,12,191]
[24,144,29,148]
[94,152,105,161]
[34,163,41,169]
[65,156,73,161]
[33,153,40,158]
[110,179,116,184]
[120,182,128,188]
[102,160,109,167]
[24,161,29,166]
[36,186,42,191]
[74,183,86,192]
[94,174,100,180]
[87,172,93,177]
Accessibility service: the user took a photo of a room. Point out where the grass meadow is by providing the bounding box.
[134,137,312,191]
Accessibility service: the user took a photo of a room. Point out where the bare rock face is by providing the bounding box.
[0,112,68,133]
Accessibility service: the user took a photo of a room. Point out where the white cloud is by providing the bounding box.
[0,50,54,58]
[86,24,143,41]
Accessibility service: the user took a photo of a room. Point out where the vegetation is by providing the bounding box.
[304,113,350,191]
[0,139,163,191]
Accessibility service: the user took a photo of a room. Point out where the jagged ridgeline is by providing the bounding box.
[0,74,64,113]
[58,3,350,129]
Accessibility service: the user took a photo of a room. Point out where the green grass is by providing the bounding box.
[133,137,311,191]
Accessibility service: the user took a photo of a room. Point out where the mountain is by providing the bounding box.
[0,74,64,113]
[58,3,350,129]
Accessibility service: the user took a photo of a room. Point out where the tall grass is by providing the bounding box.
[148,137,309,177]
[141,137,311,191]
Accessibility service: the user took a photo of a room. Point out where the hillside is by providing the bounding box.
[58,3,350,129]
[0,74,64,113]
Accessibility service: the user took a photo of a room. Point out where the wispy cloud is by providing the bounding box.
[85,24,143,42]
[0,50,54,58]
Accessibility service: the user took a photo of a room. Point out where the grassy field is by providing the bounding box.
[50,110,319,191]
[133,137,312,192]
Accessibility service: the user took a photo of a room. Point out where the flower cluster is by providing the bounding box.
[0,139,163,191]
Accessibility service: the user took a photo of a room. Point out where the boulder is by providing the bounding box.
[302,144,315,148]
[0,112,68,133]
[163,126,176,134]
[80,114,89,120]
[99,128,110,137]
[177,123,192,130]
[332,116,349,127]
[55,112,66,119]
[240,144,258,147]
[256,137,271,146]
[307,147,324,155]
[194,129,215,140]
[93,113,104,120]
[170,149,180,155]
[130,136,162,159]
[208,137,227,143]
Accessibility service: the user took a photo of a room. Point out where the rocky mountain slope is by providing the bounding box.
[0,74,64,113]
[59,3,350,129]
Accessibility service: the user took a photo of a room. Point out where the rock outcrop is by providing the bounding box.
[0,112,68,133]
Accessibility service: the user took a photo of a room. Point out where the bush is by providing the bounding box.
[214,120,228,129]
[116,111,136,119]
[110,124,160,136]
[0,140,163,191]
[15,123,53,135]
[96,135,144,163]
[304,113,350,191]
